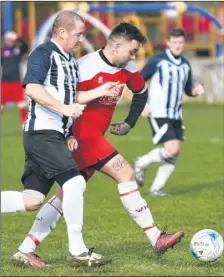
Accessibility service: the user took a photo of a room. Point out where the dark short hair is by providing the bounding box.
[168,28,186,39]
[108,22,147,45]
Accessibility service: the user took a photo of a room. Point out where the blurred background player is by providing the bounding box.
[1,31,29,126]
[134,28,204,197]
[14,23,184,268]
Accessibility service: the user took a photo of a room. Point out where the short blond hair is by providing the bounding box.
[52,10,84,34]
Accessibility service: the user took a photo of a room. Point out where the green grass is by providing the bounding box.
[1,103,224,276]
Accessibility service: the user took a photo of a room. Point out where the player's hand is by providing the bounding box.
[98,82,125,97]
[66,136,78,151]
[141,104,151,118]
[62,103,86,118]
[192,83,204,96]
[110,121,131,136]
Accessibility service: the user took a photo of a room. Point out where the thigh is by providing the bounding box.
[149,117,177,144]
[73,131,117,170]
[1,82,23,103]
[174,120,185,141]
[13,82,25,102]
[100,153,135,183]
[21,155,54,196]
[1,82,11,104]
[24,130,79,180]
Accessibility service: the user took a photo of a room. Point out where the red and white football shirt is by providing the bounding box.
[76,49,146,134]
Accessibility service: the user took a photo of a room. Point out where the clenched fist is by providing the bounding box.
[192,83,204,96]
[62,103,86,118]
[66,136,78,152]
[110,121,131,136]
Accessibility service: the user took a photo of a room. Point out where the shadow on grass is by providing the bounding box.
[141,180,223,197]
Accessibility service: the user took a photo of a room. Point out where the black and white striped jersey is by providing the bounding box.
[141,49,194,119]
[23,39,78,136]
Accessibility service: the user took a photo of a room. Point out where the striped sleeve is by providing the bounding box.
[22,47,51,88]
[184,63,194,96]
[140,56,160,81]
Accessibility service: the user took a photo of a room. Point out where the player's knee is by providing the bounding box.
[62,175,86,194]
[163,149,179,165]
[165,146,180,157]
[22,189,45,211]
[169,148,180,157]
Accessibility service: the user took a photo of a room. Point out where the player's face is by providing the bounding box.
[61,20,85,53]
[114,39,140,67]
[167,36,185,56]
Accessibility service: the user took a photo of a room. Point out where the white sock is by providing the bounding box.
[62,176,88,255]
[150,161,176,192]
[137,148,169,168]
[1,191,26,213]
[18,196,63,253]
[118,181,160,246]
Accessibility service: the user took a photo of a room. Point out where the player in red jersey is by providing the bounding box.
[13,23,184,267]
[1,31,29,126]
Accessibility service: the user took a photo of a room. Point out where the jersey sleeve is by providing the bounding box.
[140,56,160,81]
[184,64,194,96]
[77,80,91,91]
[125,62,146,93]
[22,47,51,88]
[77,57,91,91]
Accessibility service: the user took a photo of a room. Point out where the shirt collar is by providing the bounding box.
[51,38,70,60]
[165,48,181,65]
[98,48,117,67]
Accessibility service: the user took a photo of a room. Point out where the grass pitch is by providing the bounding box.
[1,103,224,276]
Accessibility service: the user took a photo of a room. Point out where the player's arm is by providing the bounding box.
[140,56,159,82]
[110,72,148,136]
[139,56,159,117]
[23,48,65,113]
[76,81,123,104]
[124,84,148,128]
[24,48,85,118]
[185,64,204,97]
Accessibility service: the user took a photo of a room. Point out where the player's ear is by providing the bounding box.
[58,27,66,40]
[114,42,121,52]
